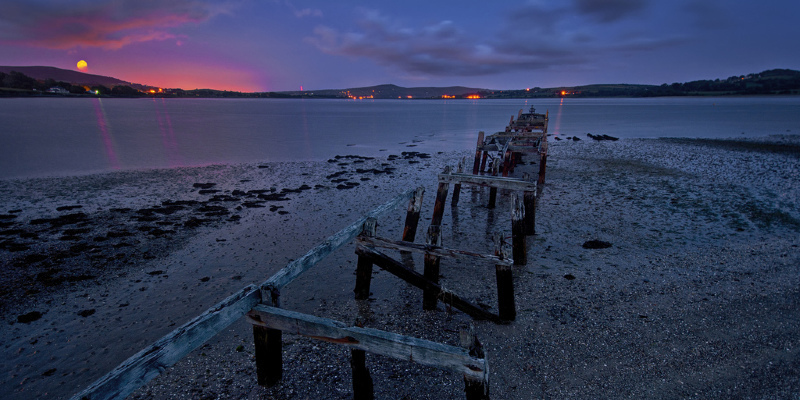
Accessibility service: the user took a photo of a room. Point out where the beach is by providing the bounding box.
[2,136,799,399]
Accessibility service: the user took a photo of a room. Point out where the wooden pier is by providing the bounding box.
[72,106,550,400]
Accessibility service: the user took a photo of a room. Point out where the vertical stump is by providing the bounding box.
[254,286,282,387]
[431,167,451,226]
[354,218,378,300]
[523,190,536,236]
[452,158,465,206]
[493,233,516,322]
[402,187,425,242]
[351,349,374,400]
[488,159,499,209]
[462,329,489,400]
[472,131,484,175]
[423,225,442,310]
[538,153,547,185]
[511,193,527,265]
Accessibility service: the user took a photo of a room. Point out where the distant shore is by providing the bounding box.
[2,136,799,399]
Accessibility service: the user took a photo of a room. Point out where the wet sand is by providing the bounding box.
[2,136,799,399]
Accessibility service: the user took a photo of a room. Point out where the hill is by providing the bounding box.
[281,84,485,99]
[0,66,132,87]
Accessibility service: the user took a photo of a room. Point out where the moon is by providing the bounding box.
[77,60,88,71]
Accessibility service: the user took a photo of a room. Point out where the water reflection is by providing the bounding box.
[92,98,120,170]
[551,98,564,137]
[153,98,183,168]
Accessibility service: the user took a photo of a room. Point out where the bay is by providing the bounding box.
[1,96,798,179]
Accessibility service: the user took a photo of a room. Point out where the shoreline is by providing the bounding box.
[2,136,799,399]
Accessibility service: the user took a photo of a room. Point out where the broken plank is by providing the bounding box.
[71,285,261,400]
[247,305,489,382]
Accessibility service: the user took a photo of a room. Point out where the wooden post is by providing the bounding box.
[511,194,526,266]
[493,233,516,322]
[254,285,282,387]
[502,150,512,177]
[479,152,488,174]
[472,131,484,175]
[431,166,451,226]
[423,225,442,310]
[462,328,489,400]
[401,187,425,242]
[522,173,536,236]
[351,349,374,400]
[354,218,378,300]
[452,158,465,206]
[538,153,547,185]
[488,160,499,209]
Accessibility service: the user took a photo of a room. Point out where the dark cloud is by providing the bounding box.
[0,0,232,49]
[306,3,683,79]
[573,0,647,22]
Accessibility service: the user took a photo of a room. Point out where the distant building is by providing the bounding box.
[47,86,69,94]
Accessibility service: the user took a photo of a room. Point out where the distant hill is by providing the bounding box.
[2,65,798,98]
[0,66,132,87]
[281,84,485,99]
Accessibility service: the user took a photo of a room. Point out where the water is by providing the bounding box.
[1,96,798,179]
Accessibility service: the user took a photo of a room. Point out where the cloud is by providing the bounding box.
[573,0,647,23]
[0,0,233,50]
[307,4,684,79]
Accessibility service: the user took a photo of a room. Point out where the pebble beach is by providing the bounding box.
[2,135,799,399]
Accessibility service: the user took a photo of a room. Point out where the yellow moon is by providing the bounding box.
[77,60,88,71]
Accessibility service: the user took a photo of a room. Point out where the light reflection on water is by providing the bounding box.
[1,96,798,179]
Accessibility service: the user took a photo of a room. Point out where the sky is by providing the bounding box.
[1,0,799,92]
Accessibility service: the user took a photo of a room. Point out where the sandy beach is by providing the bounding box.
[2,135,799,399]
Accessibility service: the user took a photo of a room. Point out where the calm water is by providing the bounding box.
[1,96,798,179]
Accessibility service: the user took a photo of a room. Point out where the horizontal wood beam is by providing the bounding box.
[247,305,489,382]
[262,188,418,290]
[355,246,502,323]
[438,172,537,192]
[71,285,262,400]
[356,236,513,267]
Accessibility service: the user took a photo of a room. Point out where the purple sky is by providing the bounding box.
[1,0,798,92]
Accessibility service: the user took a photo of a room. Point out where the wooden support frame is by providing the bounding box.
[355,245,506,323]
[247,305,489,385]
[73,188,423,400]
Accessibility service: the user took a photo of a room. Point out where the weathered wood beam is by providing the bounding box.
[431,166,451,226]
[438,172,537,192]
[262,188,416,291]
[70,285,261,400]
[354,236,513,267]
[247,305,489,382]
[355,246,502,323]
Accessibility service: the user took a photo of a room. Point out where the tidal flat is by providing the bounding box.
[2,136,799,399]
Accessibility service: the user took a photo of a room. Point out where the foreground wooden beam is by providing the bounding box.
[247,305,489,383]
[71,285,261,400]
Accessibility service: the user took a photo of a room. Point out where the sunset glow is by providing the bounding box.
[0,1,797,92]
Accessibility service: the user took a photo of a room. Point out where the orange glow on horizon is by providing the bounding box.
[466,94,480,99]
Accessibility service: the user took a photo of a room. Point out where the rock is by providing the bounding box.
[78,309,95,317]
[17,311,43,323]
[587,133,619,141]
[564,274,576,280]
[582,240,613,249]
